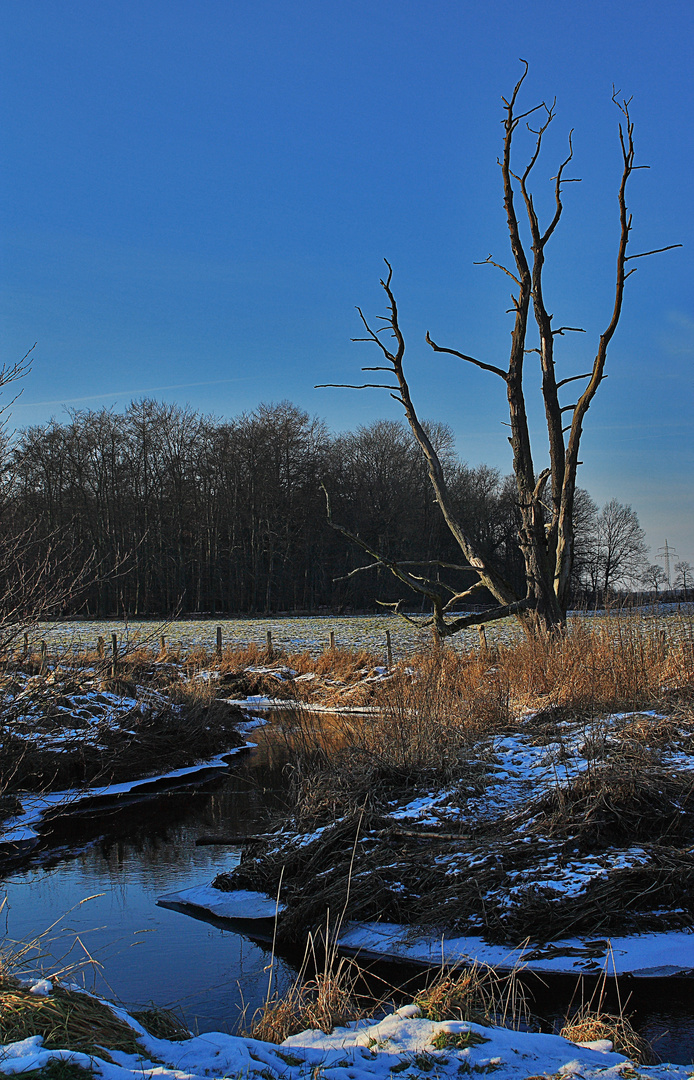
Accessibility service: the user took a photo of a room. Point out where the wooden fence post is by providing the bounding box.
[266,630,274,660]
[478,625,488,654]
[97,636,105,659]
[386,629,393,671]
[39,640,47,675]
[329,630,336,651]
[111,632,118,678]
[216,625,223,659]
[160,634,166,655]
[22,633,29,661]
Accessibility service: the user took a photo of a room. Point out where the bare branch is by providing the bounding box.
[552,326,586,336]
[625,244,682,261]
[426,332,507,380]
[556,371,593,388]
[375,599,433,629]
[315,383,399,391]
[474,253,521,286]
[441,596,533,635]
[442,580,489,612]
[533,467,551,502]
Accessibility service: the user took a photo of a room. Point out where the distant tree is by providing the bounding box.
[569,488,599,599]
[674,560,693,601]
[0,350,100,649]
[589,500,649,595]
[641,562,667,599]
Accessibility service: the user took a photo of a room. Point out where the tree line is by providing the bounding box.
[2,398,663,618]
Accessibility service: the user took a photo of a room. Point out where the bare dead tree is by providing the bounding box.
[319,64,680,637]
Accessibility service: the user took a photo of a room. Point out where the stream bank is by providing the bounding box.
[1,717,693,1063]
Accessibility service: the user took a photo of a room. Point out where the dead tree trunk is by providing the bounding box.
[319,64,679,638]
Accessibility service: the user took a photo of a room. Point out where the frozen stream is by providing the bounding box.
[2,719,694,1062]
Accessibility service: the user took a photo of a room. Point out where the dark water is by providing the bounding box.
[1,725,297,1035]
[2,722,693,1062]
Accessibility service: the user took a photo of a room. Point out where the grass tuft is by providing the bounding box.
[131,1005,190,1041]
[431,1029,489,1050]
[0,985,143,1061]
[414,962,531,1032]
[560,1006,656,1065]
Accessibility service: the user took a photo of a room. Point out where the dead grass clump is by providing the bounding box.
[0,669,247,799]
[10,1059,94,1080]
[467,615,694,718]
[247,929,363,1044]
[131,1005,190,1040]
[616,710,693,753]
[415,961,532,1031]
[528,756,694,847]
[98,676,138,698]
[310,647,379,679]
[218,642,288,671]
[217,809,399,938]
[303,648,510,789]
[560,1006,656,1064]
[0,985,143,1060]
[248,964,361,1044]
[216,668,296,700]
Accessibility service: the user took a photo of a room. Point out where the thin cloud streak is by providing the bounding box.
[14,377,253,409]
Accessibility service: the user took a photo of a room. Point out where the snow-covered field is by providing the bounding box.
[33,606,694,661]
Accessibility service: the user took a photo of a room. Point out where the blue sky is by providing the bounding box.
[2,0,692,566]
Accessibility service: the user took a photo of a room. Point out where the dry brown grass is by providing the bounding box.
[526,754,694,847]
[485,615,694,716]
[222,617,694,947]
[0,662,246,799]
[246,924,363,1044]
[130,1005,190,1040]
[0,984,143,1060]
[414,961,532,1031]
[560,1005,656,1064]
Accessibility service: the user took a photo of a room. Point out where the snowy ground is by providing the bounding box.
[0,664,254,860]
[33,606,694,662]
[201,704,694,959]
[1,992,691,1079]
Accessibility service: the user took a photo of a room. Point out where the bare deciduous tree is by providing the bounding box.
[674,560,693,601]
[0,350,104,651]
[320,64,679,637]
[641,562,667,599]
[588,499,649,596]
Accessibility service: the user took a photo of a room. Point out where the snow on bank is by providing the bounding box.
[338,921,694,978]
[158,883,285,919]
[0,998,690,1079]
[0,748,246,849]
[156,883,694,978]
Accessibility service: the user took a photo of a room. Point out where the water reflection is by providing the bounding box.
[1,725,296,1034]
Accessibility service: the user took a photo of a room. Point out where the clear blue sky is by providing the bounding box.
[2,0,692,566]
